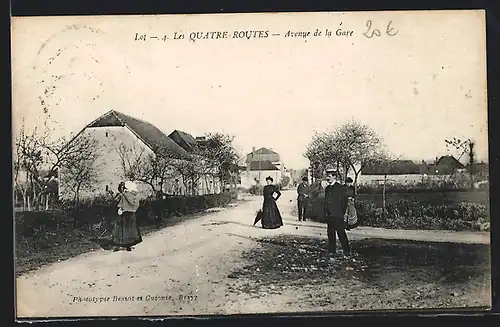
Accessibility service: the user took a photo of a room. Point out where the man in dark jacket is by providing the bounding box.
[297,177,310,221]
[324,171,351,256]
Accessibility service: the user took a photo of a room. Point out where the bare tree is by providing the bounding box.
[172,133,239,195]
[445,137,477,186]
[468,140,476,188]
[445,137,471,162]
[369,154,399,215]
[116,143,147,181]
[304,121,385,194]
[304,131,341,182]
[116,143,181,194]
[334,120,385,194]
[13,117,104,210]
[14,122,46,210]
[59,146,100,203]
[198,133,240,191]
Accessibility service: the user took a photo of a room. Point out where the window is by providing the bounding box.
[105,131,109,137]
[105,185,109,191]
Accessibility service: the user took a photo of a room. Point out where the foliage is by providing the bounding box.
[356,183,484,194]
[59,135,101,202]
[249,184,264,195]
[356,200,489,231]
[114,132,240,196]
[14,120,100,210]
[16,192,238,243]
[304,119,385,192]
[175,133,239,194]
[280,175,291,188]
[116,144,179,193]
[305,191,489,232]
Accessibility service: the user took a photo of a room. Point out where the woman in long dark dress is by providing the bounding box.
[112,181,143,251]
[261,176,283,229]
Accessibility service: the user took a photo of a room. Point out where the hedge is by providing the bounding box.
[249,184,264,195]
[356,184,489,194]
[306,195,490,232]
[15,191,238,238]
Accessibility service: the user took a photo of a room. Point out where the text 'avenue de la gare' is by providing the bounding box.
[133,27,356,42]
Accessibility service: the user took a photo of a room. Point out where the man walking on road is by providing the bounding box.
[297,176,310,221]
[324,171,351,257]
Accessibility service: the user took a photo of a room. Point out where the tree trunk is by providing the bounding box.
[22,189,27,211]
[353,171,360,196]
[76,183,81,208]
[382,174,387,219]
[45,193,49,210]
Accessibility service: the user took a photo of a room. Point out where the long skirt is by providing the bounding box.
[261,200,283,229]
[112,211,143,247]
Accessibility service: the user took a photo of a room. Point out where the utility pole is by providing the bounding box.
[258,149,261,182]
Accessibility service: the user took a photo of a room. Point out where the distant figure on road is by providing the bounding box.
[112,181,143,252]
[324,171,350,257]
[297,176,311,221]
[260,176,283,229]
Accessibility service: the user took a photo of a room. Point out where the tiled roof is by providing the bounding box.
[168,130,198,152]
[247,147,278,156]
[361,160,422,175]
[435,155,465,169]
[87,110,189,159]
[248,160,279,171]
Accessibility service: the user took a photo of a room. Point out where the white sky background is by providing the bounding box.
[11,11,488,169]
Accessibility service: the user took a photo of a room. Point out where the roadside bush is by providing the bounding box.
[306,196,489,232]
[136,192,236,226]
[16,191,238,235]
[356,184,477,194]
[249,184,264,195]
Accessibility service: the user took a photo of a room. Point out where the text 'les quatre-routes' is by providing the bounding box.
[133,20,398,42]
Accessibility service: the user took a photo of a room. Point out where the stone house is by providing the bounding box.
[240,160,281,188]
[241,147,290,188]
[58,110,218,200]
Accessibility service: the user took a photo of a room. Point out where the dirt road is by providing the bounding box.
[16,190,491,318]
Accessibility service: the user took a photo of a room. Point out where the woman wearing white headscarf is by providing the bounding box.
[112,181,143,251]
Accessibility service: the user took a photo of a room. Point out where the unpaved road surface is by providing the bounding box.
[16,190,491,318]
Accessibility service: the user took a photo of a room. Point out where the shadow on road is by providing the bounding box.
[227,235,490,310]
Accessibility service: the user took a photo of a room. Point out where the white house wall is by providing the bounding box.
[357,174,451,185]
[240,170,282,188]
[58,126,155,200]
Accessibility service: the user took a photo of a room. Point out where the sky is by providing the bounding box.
[11,11,488,169]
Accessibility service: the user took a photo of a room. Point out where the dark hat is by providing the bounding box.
[302,176,308,182]
[327,170,341,178]
[265,176,273,182]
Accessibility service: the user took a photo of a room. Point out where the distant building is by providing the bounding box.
[245,147,280,164]
[358,155,467,185]
[240,147,289,188]
[422,155,466,175]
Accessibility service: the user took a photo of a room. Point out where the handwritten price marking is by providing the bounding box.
[363,20,398,38]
